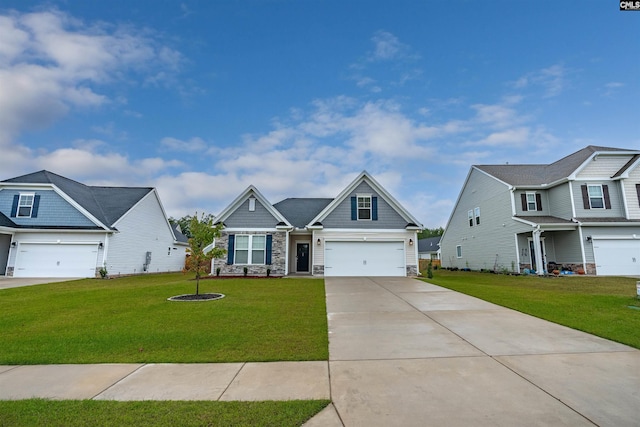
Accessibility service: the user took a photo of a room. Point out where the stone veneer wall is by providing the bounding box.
[406,265,418,277]
[312,265,324,275]
[213,231,287,276]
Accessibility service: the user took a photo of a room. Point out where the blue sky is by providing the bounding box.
[0,1,638,227]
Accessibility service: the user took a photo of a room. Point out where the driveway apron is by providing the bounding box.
[320,277,639,427]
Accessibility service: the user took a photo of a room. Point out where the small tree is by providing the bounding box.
[184,213,226,295]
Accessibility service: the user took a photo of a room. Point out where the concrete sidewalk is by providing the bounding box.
[0,361,330,401]
[315,277,640,427]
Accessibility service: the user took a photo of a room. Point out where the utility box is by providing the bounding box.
[143,251,152,272]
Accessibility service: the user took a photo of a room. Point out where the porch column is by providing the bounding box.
[532,227,545,275]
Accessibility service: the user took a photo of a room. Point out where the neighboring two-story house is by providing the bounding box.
[440,146,640,276]
[212,171,422,277]
[0,170,188,278]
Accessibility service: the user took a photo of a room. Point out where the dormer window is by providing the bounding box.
[248,197,256,212]
[17,193,35,218]
[357,195,371,220]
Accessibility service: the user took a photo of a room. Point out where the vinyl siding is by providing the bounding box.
[576,154,635,179]
[624,165,640,219]
[441,168,530,271]
[105,192,186,275]
[547,184,573,219]
[514,190,549,216]
[0,189,96,227]
[322,182,408,229]
[572,181,625,218]
[313,229,417,269]
[550,230,583,264]
[224,198,280,228]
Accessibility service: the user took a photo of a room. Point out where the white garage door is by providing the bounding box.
[324,241,405,277]
[14,243,99,278]
[593,239,640,276]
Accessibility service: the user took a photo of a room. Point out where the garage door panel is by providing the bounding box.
[593,239,640,276]
[14,244,98,278]
[325,241,405,277]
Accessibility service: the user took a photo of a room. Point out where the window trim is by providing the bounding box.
[234,234,266,265]
[587,184,605,209]
[526,192,537,211]
[468,209,473,227]
[456,245,462,258]
[17,193,35,218]
[356,194,372,221]
[474,207,480,225]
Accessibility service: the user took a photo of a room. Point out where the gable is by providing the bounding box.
[0,188,98,228]
[224,196,281,228]
[322,181,410,229]
[575,154,637,179]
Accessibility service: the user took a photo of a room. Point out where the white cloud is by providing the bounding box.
[511,64,568,98]
[160,137,208,153]
[0,9,182,143]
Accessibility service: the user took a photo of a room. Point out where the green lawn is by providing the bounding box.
[423,270,640,349]
[0,399,330,427]
[0,274,330,425]
[0,273,329,364]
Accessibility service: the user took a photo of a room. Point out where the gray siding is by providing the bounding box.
[624,166,640,219]
[576,154,634,179]
[514,190,550,216]
[550,230,583,263]
[322,182,408,229]
[572,181,625,218]
[441,169,530,271]
[547,185,573,219]
[224,198,280,228]
[0,189,96,227]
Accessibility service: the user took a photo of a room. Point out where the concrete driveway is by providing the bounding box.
[0,277,78,290]
[308,277,640,427]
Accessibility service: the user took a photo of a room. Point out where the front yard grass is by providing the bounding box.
[423,270,640,349]
[0,273,329,364]
[0,399,331,427]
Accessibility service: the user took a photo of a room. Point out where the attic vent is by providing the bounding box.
[249,197,256,212]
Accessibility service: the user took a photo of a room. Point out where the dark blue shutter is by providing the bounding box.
[227,235,235,265]
[265,235,273,265]
[10,195,19,217]
[32,195,40,218]
[372,197,378,221]
[351,197,357,220]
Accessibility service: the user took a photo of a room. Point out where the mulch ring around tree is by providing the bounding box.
[167,293,225,302]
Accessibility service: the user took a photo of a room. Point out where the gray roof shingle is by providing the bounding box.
[273,198,333,228]
[2,170,153,228]
[418,236,441,253]
[475,145,637,186]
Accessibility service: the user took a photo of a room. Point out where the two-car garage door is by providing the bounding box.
[324,241,405,276]
[593,239,640,276]
[14,243,99,278]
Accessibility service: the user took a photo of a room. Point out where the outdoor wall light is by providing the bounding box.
[98,242,104,248]
[586,236,592,242]
[409,239,414,245]
[11,241,17,247]
[317,238,321,245]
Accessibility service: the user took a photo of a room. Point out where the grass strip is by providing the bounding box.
[422,270,640,349]
[0,399,331,427]
[0,274,328,364]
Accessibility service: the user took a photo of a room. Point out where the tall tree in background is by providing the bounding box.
[184,213,225,295]
[418,227,444,239]
[169,214,215,239]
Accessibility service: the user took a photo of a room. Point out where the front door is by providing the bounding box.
[296,243,309,272]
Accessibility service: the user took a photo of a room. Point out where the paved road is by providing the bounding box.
[307,277,640,427]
